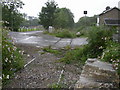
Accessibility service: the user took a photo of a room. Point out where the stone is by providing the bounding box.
[48,26,54,33]
[76,32,81,36]
[75,58,119,88]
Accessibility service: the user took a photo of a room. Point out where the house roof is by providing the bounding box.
[99,7,120,16]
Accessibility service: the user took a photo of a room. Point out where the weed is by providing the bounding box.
[48,83,67,89]
[45,29,76,38]
[2,29,24,86]
[42,46,61,55]
[101,41,120,76]
[59,46,88,64]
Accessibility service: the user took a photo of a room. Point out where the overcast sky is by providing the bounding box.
[20,0,120,22]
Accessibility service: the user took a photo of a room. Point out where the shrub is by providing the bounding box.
[2,29,24,85]
[87,26,114,57]
[101,41,120,75]
[76,26,94,37]
[59,46,89,64]
[47,29,76,38]
[55,30,74,38]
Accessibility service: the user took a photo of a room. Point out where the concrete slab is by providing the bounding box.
[75,58,119,88]
[71,38,88,46]
[9,31,88,48]
[53,38,71,48]
[9,31,61,47]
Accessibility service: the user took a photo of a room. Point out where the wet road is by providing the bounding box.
[9,30,88,48]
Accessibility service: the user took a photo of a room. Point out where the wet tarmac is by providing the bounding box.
[9,30,88,48]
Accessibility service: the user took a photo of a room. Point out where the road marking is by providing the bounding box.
[23,36,34,40]
[24,57,36,68]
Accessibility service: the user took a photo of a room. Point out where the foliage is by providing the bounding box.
[2,0,24,31]
[87,26,114,57]
[2,29,24,85]
[59,46,88,64]
[101,41,120,75]
[75,15,97,28]
[54,8,74,29]
[42,46,61,55]
[59,26,114,64]
[39,0,58,30]
[75,15,97,37]
[76,26,93,37]
[20,18,39,27]
[47,29,76,38]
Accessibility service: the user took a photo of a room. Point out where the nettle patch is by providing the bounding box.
[2,29,24,85]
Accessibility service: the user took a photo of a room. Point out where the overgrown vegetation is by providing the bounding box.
[43,26,120,77]
[2,0,24,31]
[75,15,97,28]
[44,29,76,38]
[59,46,88,64]
[2,29,24,86]
[58,26,113,63]
[42,46,61,55]
[101,41,120,75]
[86,26,114,57]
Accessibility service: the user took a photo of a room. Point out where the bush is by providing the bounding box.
[2,29,24,85]
[76,26,94,37]
[59,46,89,64]
[101,41,120,75]
[47,29,76,38]
[55,30,74,38]
[87,26,114,57]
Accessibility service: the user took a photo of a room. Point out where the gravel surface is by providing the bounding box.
[4,43,83,88]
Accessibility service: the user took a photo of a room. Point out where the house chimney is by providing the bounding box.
[106,6,110,10]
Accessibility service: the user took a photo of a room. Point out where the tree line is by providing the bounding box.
[2,0,97,31]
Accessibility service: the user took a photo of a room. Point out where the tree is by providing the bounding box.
[75,15,97,28]
[23,13,27,20]
[39,0,58,30]
[2,0,24,31]
[54,8,74,29]
[20,18,39,27]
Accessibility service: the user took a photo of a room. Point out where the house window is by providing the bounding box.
[104,18,120,26]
